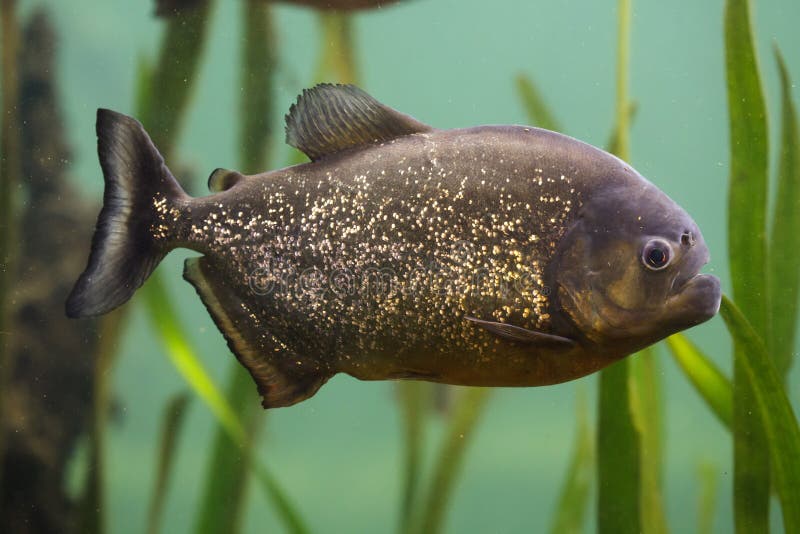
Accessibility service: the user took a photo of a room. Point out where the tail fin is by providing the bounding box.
[66,109,187,318]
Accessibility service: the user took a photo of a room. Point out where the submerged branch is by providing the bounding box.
[0,0,21,488]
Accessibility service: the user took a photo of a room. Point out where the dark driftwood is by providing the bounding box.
[0,10,99,534]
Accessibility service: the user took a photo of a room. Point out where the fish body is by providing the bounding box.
[67,84,721,408]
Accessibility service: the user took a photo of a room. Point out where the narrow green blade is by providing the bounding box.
[193,366,263,534]
[514,74,561,132]
[134,55,154,125]
[77,311,123,534]
[397,381,429,534]
[548,390,593,534]
[412,388,491,534]
[612,0,632,161]
[597,359,641,534]
[139,1,214,157]
[238,0,276,174]
[142,277,309,534]
[724,0,769,322]
[146,393,191,534]
[720,296,800,532]
[630,348,668,534]
[724,0,770,529]
[606,102,637,156]
[144,278,247,446]
[665,334,732,428]
[596,1,641,532]
[696,462,720,534]
[252,463,310,534]
[315,12,358,84]
[768,47,800,379]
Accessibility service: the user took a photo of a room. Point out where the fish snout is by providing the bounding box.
[669,273,722,326]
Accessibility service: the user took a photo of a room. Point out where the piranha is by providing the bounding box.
[66,84,721,408]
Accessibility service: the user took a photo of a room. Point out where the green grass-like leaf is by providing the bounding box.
[768,47,800,379]
[514,74,561,132]
[252,463,310,534]
[720,295,800,532]
[134,55,154,126]
[412,388,491,534]
[397,382,429,534]
[596,1,641,533]
[315,12,358,84]
[144,279,248,446]
[629,348,668,534]
[78,310,126,534]
[194,366,263,534]
[147,393,191,534]
[613,0,632,162]
[597,359,641,534]
[724,0,771,529]
[548,390,593,534]
[140,2,213,157]
[238,0,276,174]
[142,277,309,534]
[606,101,637,157]
[665,334,732,428]
[696,462,719,534]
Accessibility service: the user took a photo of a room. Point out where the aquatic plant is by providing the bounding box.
[724,0,771,529]
[547,391,593,534]
[146,393,190,534]
[665,334,732,428]
[716,0,799,530]
[695,461,720,534]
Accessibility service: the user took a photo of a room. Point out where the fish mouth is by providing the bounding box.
[667,273,722,326]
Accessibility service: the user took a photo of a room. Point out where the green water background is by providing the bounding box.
[13,0,800,531]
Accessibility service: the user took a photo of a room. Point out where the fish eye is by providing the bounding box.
[642,239,672,271]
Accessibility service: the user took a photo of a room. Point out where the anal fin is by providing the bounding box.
[183,257,331,408]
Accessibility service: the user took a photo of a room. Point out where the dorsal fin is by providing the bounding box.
[285,84,433,161]
[208,168,245,192]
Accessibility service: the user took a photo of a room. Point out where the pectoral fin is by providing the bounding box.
[465,316,576,347]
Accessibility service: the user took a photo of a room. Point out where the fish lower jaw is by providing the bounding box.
[667,273,722,326]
